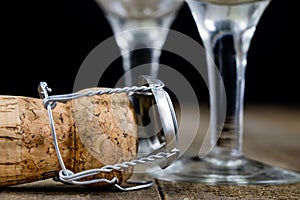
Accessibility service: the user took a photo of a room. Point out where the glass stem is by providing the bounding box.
[120,46,162,86]
[104,11,177,86]
[150,48,162,78]
[185,0,270,161]
[199,24,253,160]
[203,29,251,160]
[122,51,133,86]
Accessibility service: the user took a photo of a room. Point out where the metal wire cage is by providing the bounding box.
[38,75,179,191]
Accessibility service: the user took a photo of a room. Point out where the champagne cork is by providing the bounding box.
[0,88,138,187]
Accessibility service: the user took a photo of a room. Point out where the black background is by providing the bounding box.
[1,0,298,106]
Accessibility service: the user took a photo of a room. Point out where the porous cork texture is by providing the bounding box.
[72,88,138,184]
[0,89,138,187]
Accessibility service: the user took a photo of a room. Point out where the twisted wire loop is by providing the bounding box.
[41,83,164,109]
[38,81,178,191]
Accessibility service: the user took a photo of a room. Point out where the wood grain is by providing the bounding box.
[0,104,299,199]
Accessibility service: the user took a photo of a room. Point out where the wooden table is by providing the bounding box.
[1,104,300,199]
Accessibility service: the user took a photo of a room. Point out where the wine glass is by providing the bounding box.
[152,0,300,184]
[94,0,184,86]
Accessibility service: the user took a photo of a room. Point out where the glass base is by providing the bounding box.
[149,155,300,185]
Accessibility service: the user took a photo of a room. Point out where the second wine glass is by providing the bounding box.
[151,0,300,185]
[94,0,184,86]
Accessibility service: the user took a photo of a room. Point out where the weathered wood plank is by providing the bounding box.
[0,177,162,200]
[157,181,300,200]
[1,104,300,199]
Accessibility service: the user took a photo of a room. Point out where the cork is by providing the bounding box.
[0,88,138,187]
